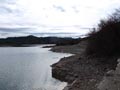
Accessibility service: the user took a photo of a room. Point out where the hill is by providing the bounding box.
[0,35,81,46]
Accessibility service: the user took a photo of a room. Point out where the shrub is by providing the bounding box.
[86,9,120,57]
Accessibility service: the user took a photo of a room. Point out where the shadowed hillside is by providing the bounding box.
[0,35,81,46]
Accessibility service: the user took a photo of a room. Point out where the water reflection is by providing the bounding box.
[0,46,70,90]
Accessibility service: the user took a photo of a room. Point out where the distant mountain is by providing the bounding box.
[0,35,81,46]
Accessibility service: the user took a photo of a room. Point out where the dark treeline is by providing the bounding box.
[86,8,120,58]
[0,35,81,46]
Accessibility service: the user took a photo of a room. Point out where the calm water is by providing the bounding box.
[0,46,70,90]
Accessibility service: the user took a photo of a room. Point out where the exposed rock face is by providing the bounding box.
[51,53,118,90]
[51,39,118,90]
[98,59,120,90]
[52,55,80,83]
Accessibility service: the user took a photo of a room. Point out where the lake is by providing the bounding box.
[0,45,71,90]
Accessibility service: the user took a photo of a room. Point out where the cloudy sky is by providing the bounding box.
[0,0,120,38]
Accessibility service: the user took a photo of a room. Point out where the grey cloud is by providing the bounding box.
[0,6,22,15]
[72,6,79,13]
[0,0,16,4]
[0,0,21,15]
[0,27,31,33]
[0,6,13,14]
[0,32,9,36]
[53,5,65,12]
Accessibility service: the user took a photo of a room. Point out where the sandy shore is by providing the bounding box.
[51,39,119,90]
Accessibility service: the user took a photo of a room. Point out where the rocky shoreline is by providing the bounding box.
[51,39,119,90]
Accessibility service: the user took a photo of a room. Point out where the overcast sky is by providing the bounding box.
[0,0,120,38]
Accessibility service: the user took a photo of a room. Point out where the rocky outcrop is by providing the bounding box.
[98,58,120,90]
[52,55,80,83]
[52,53,118,90]
[51,39,119,90]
